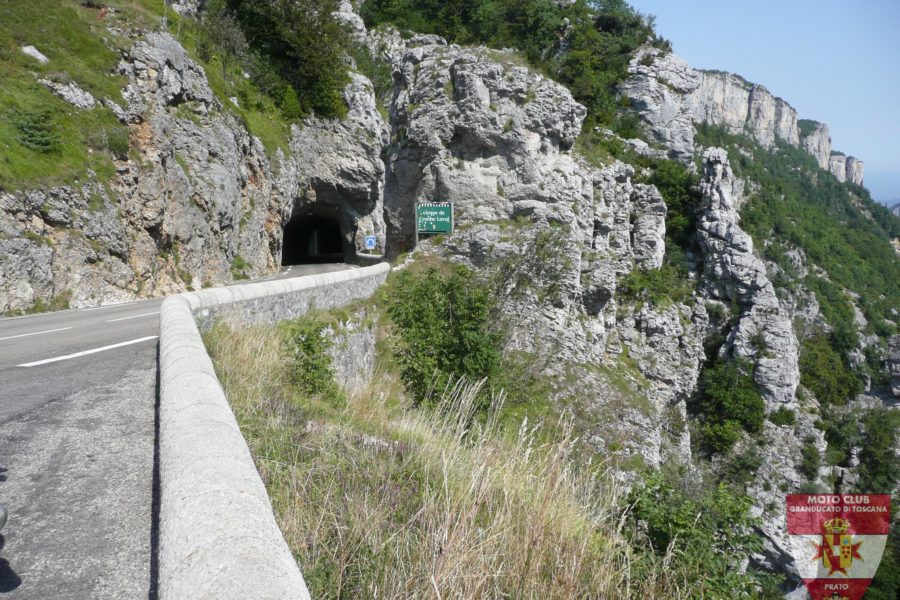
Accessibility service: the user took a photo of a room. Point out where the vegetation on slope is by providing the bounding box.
[361,0,669,132]
[0,0,128,187]
[0,0,357,188]
[693,123,900,598]
[206,296,778,598]
[386,266,502,406]
[218,0,350,119]
[694,123,900,340]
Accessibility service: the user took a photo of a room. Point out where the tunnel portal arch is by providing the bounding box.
[281,207,353,265]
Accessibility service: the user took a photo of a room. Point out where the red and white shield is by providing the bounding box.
[786,494,891,600]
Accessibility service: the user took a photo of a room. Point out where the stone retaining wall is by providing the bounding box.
[157,263,390,599]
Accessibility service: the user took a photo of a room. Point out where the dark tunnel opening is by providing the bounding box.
[281,212,347,265]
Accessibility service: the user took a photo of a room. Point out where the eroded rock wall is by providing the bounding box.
[1,28,388,313]
[1,32,281,312]
[697,148,800,407]
[620,47,864,184]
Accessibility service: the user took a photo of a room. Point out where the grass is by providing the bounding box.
[0,0,132,188]
[0,0,293,189]
[7,289,73,316]
[205,318,713,599]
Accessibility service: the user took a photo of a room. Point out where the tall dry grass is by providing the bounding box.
[205,322,693,599]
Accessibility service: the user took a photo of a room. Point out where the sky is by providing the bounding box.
[628,0,900,204]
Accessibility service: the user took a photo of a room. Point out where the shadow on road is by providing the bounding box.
[0,535,22,592]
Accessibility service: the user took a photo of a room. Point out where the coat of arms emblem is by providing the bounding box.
[813,517,863,576]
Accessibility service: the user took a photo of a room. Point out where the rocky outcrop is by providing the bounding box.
[617,50,699,160]
[828,153,865,185]
[0,31,274,312]
[621,48,865,181]
[21,45,49,64]
[686,70,798,148]
[381,40,586,252]
[1,29,387,313]
[38,79,97,109]
[286,72,389,255]
[890,334,900,398]
[799,120,831,170]
[697,148,800,407]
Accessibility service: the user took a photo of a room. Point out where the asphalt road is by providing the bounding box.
[0,263,352,599]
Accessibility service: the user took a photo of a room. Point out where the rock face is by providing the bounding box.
[617,50,699,161]
[697,148,800,407]
[891,334,900,398]
[620,47,865,181]
[799,121,831,170]
[0,30,387,313]
[381,42,586,252]
[285,72,389,256]
[686,71,799,148]
[826,153,865,185]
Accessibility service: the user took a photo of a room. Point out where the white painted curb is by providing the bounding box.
[158,263,390,599]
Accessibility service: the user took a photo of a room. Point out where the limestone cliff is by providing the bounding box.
[620,47,865,185]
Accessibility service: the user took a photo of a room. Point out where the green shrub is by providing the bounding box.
[198,0,249,78]
[27,289,71,314]
[627,472,782,596]
[700,420,743,454]
[87,124,130,160]
[225,0,349,118]
[386,266,501,405]
[857,407,900,492]
[618,264,692,307]
[348,41,393,108]
[799,437,820,481]
[692,359,765,453]
[799,333,863,407]
[230,254,250,280]
[646,159,701,252]
[769,406,796,427]
[279,84,304,121]
[818,409,860,467]
[14,107,60,153]
[721,445,763,486]
[280,316,344,406]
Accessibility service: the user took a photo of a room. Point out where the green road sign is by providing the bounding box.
[416,202,453,233]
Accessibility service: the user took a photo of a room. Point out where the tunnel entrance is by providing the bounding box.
[281,211,347,265]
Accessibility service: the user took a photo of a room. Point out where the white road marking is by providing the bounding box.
[105,311,160,323]
[0,327,73,341]
[17,336,159,368]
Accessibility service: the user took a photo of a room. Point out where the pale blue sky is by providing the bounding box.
[628,0,900,204]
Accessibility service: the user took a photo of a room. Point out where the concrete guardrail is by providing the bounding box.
[158,263,390,599]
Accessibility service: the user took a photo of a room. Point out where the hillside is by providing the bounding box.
[1,0,898,597]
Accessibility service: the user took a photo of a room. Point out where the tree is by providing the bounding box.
[200,0,248,78]
[225,0,349,118]
[386,266,502,405]
[693,359,766,453]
